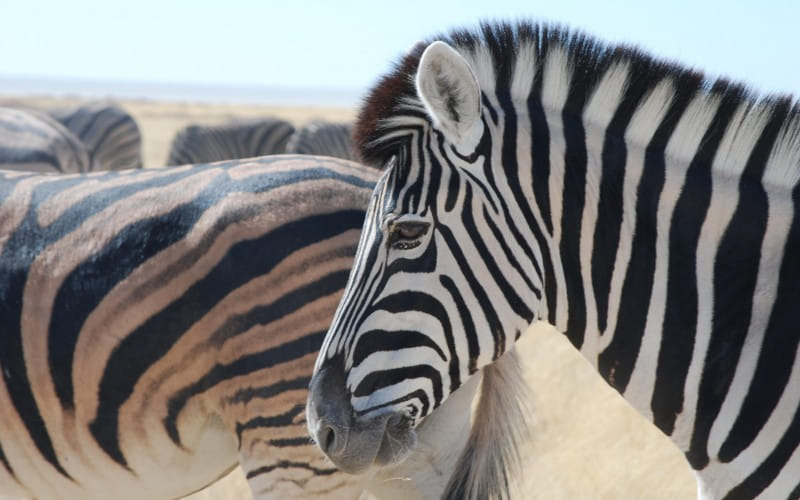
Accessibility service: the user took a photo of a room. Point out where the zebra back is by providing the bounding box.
[286,121,356,161]
[49,102,143,170]
[167,118,295,166]
[0,107,93,173]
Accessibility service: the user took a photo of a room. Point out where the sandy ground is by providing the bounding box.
[0,96,697,499]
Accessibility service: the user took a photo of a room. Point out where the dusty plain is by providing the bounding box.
[0,96,697,499]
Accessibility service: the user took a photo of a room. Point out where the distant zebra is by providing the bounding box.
[309,21,800,500]
[166,118,295,166]
[0,107,93,173]
[286,121,356,161]
[49,102,143,170]
[0,155,522,500]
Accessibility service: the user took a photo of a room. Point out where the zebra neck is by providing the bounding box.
[523,86,795,442]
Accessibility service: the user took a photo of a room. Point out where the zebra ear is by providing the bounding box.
[416,41,483,154]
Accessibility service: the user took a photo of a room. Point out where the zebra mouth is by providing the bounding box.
[372,412,417,467]
[307,360,417,473]
[320,410,416,474]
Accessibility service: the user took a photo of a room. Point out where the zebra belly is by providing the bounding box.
[0,412,238,500]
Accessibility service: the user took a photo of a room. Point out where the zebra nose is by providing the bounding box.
[307,357,351,458]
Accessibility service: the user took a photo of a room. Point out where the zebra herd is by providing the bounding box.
[1,18,798,500]
[0,104,356,172]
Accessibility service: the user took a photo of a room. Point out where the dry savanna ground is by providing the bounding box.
[1,96,697,499]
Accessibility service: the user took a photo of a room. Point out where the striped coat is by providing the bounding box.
[49,103,143,170]
[0,107,93,173]
[286,121,356,161]
[167,119,295,166]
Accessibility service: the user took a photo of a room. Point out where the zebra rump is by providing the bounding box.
[166,118,295,165]
[286,121,356,161]
[48,102,143,170]
[0,107,93,173]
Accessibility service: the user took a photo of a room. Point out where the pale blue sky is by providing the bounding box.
[0,0,797,100]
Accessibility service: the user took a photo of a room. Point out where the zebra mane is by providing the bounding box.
[444,346,529,500]
[355,20,800,183]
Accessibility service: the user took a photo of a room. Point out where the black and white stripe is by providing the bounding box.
[0,155,375,499]
[286,121,356,161]
[48,102,143,170]
[0,107,93,173]
[312,21,800,499]
[166,118,295,166]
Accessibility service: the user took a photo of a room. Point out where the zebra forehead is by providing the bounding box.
[355,20,800,177]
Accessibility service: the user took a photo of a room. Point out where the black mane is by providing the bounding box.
[354,20,798,168]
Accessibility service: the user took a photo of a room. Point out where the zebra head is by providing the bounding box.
[308,37,540,472]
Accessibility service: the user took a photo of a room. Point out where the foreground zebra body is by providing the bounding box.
[48,103,143,170]
[0,107,93,173]
[166,119,295,166]
[0,155,514,499]
[309,22,800,499]
[286,121,356,161]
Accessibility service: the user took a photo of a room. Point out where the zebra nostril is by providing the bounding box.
[321,424,337,454]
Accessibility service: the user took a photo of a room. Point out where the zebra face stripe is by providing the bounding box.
[315,112,540,427]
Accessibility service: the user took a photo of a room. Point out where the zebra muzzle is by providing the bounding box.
[307,360,416,474]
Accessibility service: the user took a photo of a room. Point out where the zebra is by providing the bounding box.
[0,107,94,173]
[48,102,143,170]
[286,121,357,161]
[0,154,522,499]
[166,118,295,166]
[307,21,800,500]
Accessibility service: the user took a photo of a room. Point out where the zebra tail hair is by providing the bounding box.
[442,346,530,500]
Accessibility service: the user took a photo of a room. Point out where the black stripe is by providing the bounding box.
[716,102,795,463]
[528,58,551,235]
[558,83,590,349]
[461,184,533,324]
[652,87,740,436]
[235,404,305,445]
[591,130,626,333]
[0,444,14,478]
[354,389,431,419]
[438,223,506,360]
[353,329,447,367]
[89,211,364,465]
[0,148,62,171]
[525,81,560,323]
[368,290,458,394]
[269,437,313,447]
[590,61,657,333]
[598,84,695,391]
[689,102,785,469]
[246,461,338,479]
[440,276,480,374]
[165,332,326,445]
[353,365,442,408]
[226,376,310,406]
[722,400,800,499]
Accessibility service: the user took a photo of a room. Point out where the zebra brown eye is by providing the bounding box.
[388,221,430,250]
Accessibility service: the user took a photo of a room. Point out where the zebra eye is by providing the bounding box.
[388,221,430,250]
